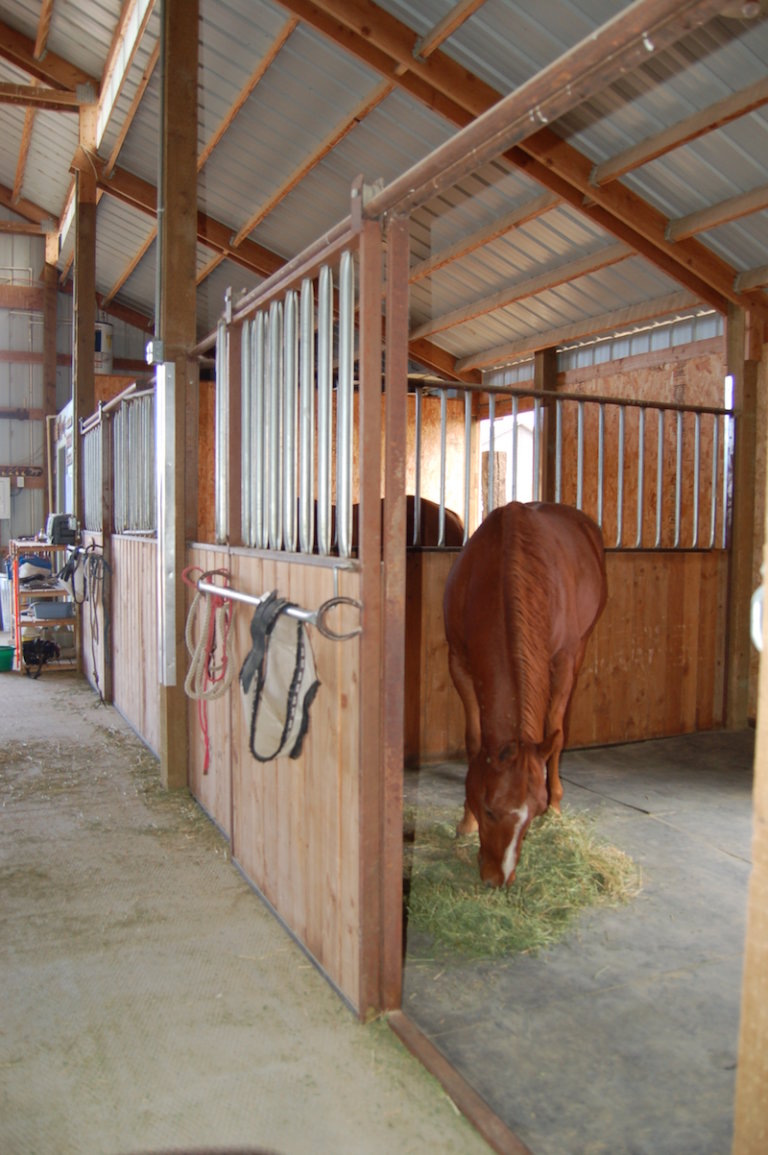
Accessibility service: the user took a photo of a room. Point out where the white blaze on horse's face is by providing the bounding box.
[501,804,529,885]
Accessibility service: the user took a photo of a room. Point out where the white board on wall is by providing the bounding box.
[0,477,10,520]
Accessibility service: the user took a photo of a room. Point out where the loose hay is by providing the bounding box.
[404,804,642,959]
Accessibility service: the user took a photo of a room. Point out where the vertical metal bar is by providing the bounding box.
[337,251,354,558]
[555,397,562,503]
[463,389,471,544]
[723,405,734,550]
[635,407,645,548]
[709,415,719,549]
[439,388,447,544]
[413,388,422,545]
[597,403,605,529]
[240,319,252,545]
[317,264,333,555]
[655,409,664,548]
[214,319,228,544]
[510,394,518,502]
[283,290,298,552]
[616,405,625,548]
[268,299,283,550]
[674,409,683,549]
[576,400,584,510]
[253,312,267,548]
[299,278,315,554]
[487,392,496,515]
[692,412,701,548]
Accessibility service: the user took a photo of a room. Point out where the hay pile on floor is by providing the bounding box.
[404,804,642,959]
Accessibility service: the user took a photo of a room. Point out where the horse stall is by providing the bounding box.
[73,156,764,1155]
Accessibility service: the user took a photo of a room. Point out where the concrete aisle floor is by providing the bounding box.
[402,731,755,1155]
[0,670,491,1155]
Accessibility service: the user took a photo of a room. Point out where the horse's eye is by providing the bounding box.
[484,805,497,822]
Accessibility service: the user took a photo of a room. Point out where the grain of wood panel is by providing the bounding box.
[197,550,363,1009]
[410,550,729,761]
[111,536,159,754]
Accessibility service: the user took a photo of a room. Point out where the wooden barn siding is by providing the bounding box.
[110,535,160,755]
[185,544,364,1008]
[404,548,728,764]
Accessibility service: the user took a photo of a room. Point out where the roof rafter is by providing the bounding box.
[0,17,97,92]
[591,73,768,186]
[277,0,766,319]
[411,241,631,341]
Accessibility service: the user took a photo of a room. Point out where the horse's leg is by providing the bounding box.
[448,649,481,835]
[546,646,583,812]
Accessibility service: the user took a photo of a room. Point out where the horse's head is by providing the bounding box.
[465,734,559,887]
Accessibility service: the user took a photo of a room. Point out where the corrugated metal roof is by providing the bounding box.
[0,0,766,376]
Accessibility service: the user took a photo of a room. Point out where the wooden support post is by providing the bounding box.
[732,330,768,1155]
[725,306,758,729]
[71,159,97,531]
[157,0,199,790]
[357,216,384,1018]
[380,212,409,1012]
[535,346,558,502]
[42,257,58,521]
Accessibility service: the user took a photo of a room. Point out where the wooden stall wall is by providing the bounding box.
[405,549,729,764]
[111,535,160,755]
[185,543,365,1009]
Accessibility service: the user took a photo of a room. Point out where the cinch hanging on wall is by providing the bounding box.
[239,591,320,762]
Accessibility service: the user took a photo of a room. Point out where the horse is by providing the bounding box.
[311,494,464,553]
[443,501,607,887]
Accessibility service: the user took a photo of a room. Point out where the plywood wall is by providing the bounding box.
[405,549,728,764]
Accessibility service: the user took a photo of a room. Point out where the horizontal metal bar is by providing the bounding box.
[426,381,732,418]
[197,579,362,641]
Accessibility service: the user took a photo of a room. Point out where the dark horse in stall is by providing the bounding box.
[318,494,465,552]
[443,501,607,887]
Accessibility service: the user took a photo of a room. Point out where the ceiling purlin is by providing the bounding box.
[591,74,768,186]
[276,0,767,319]
[0,18,96,91]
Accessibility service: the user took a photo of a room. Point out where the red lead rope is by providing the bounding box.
[182,566,235,774]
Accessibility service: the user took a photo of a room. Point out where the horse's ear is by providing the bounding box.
[537,730,560,763]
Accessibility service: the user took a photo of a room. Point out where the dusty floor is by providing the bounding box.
[0,669,491,1155]
[403,731,754,1155]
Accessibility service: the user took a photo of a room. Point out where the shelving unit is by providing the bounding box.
[8,539,79,675]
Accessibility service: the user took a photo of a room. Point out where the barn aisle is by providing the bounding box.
[403,730,754,1155]
[0,670,490,1155]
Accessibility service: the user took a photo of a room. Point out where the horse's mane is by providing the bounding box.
[502,505,552,744]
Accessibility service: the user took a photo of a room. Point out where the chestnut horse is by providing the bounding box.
[443,501,607,887]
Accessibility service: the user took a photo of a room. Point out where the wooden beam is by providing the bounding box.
[157,0,199,792]
[666,184,768,242]
[724,304,758,729]
[456,289,702,371]
[0,220,50,235]
[0,83,84,110]
[413,0,487,60]
[735,264,768,292]
[282,0,766,318]
[230,78,393,248]
[197,17,298,171]
[0,284,44,309]
[410,240,630,340]
[410,190,559,283]
[96,0,155,149]
[591,74,768,186]
[0,18,97,91]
